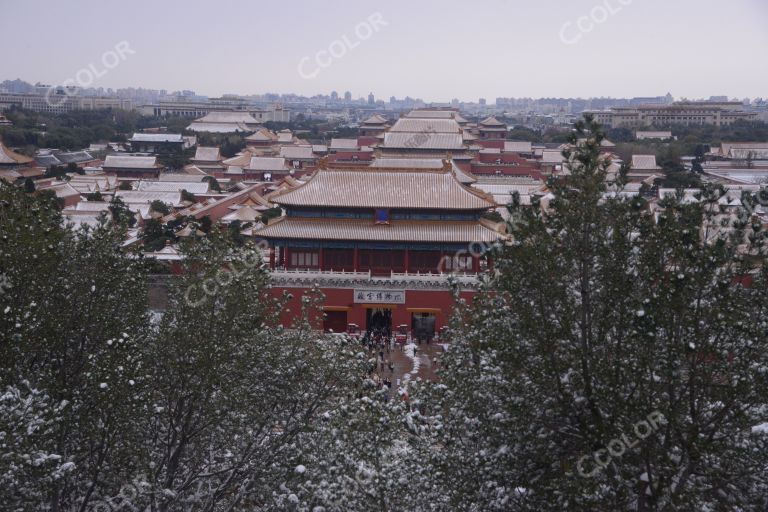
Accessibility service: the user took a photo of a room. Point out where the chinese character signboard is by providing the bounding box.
[353,289,406,304]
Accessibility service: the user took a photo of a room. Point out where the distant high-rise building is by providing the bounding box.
[331,91,339,101]
[344,91,352,101]
[368,92,375,105]
[451,98,460,107]
[479,98,486,105]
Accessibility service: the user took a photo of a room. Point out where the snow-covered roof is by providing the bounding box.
[196,111,259,124]
[129,133,183,143]
[187,122,252,133]
[541,150,565,163]
[631,155,660,170]
[114,190,182,206]
[248,157,288,171]
[270,169,494,210]
[330,138,359,150]
[221,205,260,223]
[504,141,533,153]
[382,132,465,150]
[280,146,314,160]
[193,146,221,162]
[389,118,462,134]
[103,155,158,169]
[135,180,210,195]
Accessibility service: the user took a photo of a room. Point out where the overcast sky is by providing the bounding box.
[1,0,766,102]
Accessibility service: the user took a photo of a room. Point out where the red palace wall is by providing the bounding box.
[269,285,477,333]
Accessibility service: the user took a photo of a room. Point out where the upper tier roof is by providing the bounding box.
[405,110,456,119]
[196,111,259,124]
[362,114,388,125]
[388,118,462,133]
[245,128,277,141]
[479,116,505,127]
[382,132,465,150]
[269,169,494,210]
[369,158,476,184]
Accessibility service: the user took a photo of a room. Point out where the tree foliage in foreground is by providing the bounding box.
[0,184,370,511]
[425,115,768,511]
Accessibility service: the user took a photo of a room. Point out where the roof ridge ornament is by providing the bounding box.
[443,155,453,172]
[318,156,328,170]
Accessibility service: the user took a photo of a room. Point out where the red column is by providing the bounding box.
[353,247,359,272]
[404,249,410,273]
[319,247,324,270]
[269,247,275,270]
[284,247,290,269]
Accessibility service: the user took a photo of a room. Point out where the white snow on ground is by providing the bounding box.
[402,343,420,385]
[752,423,768,433]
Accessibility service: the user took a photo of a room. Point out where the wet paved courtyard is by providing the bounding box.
[364,339,445,388]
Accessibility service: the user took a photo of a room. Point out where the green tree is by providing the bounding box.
[0,185,372,511]
[691,160,704,174]
[108,196,136,227]
[44,165,68,179]
[260,207,283,223]
[659,160,702,188]
[227,219,244,245]
[198,215,212,233]
[126,236,364,511]
[157,147,193,170]
[149,199,170,215]
[141,217,173,251]
[180,189,197,203]
[202,175,221,192]
[506,126,542,142]
[481,210,503,223]
[36,188,64,209]
[606,127,635,143]
[66,162,83,175]
[426,114,768,510]
[0,183,150,510]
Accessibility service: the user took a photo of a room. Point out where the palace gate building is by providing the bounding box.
[255,160,504,338]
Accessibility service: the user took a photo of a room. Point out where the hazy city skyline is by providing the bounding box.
[2,0,767,102]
